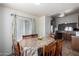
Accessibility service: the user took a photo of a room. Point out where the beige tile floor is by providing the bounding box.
[62,40,79,56]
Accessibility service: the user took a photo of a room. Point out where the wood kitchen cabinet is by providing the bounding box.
[71,36,79,51]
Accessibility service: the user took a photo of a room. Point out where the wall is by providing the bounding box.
[35,16,45,36]
[35,16,51,37]
[34,16,40,34]
[56,13,78,28]
[0,6,36,56]
[0,7,5,55]
[45,16,51,36]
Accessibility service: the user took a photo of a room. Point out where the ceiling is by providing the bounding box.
[1,3,79,17]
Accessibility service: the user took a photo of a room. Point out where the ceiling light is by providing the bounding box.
[65,9,73,13]
[58,13,65,17]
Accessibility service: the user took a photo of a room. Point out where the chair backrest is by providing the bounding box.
[44,41,56,56]
[32,34,38,38]
[22,35,32,39]
[55,39,64,56]
[48,33,55,39]
[54,31,62,40]
[49,42,57,56]
[22,34,38,39]
[44,46,49,56]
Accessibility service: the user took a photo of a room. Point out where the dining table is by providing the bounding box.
[19,36,55,56]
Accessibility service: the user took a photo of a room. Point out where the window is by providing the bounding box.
[64,27,73,31]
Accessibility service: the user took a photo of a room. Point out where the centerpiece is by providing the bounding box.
[37,36,43,40]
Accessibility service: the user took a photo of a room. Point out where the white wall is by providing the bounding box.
[34,16,40,34]
[32,18,37,34]
[0,6,36,56]
[36,16,45,36]
[35,16,51,37]
[0,7,5,55]
[45,16,51,36]
[56,13,78,27]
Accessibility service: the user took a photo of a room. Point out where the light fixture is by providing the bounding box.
[58,13,65,17]
[65,22,67,24]
[65,9,73,13]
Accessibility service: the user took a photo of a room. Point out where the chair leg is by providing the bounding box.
[60,49,62,56]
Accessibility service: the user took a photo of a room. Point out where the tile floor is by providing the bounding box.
[62,40,79,56]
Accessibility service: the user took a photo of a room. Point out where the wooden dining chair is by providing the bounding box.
[14,42,21,56]
[55,39,64,56]
[22,34,38,39]
[32,34,38,38]
[22,35,32,39]
[48,41,57,56]
[38,47,43,56]
[43,41,56,56]
[48,33,55,39]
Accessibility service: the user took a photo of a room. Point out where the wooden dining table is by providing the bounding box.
[19,36,55,56]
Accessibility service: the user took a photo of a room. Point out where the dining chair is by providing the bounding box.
[54,31,63,40]
[48,33,55,39]
[38,47,43,56]
[22,34,38,39]
[55,39,64,56]
[32,34,38,38]
[43,41,56,56]
[14,42,21,56]
[22,35,32,39]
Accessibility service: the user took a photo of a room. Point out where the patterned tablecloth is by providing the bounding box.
[19,37,55,56]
